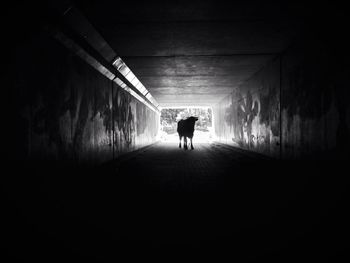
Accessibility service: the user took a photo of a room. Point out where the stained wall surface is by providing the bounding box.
[8,31,159,165]
[213,58,280,158]
[214,37,350,159]
[281,39,350,159]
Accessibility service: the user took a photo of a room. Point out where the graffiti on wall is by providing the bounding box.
[113,86,135,149]
[224,90,259,148]
[281,43,348,158]
[15,35,159,163]
[30,53,114,161]
[219,59,280,157]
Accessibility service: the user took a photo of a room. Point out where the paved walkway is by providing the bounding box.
[4,142,348,261]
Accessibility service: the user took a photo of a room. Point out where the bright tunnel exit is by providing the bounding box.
[159,106,214,144]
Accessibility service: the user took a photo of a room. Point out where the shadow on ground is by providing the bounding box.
[3,143,349,262]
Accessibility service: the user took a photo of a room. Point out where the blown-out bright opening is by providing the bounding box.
[159,106,214,143]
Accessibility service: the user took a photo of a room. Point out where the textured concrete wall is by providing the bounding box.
[281,39,350,159]
[9,32,159,164]
[214,38,350,159]
[214,58,280,158]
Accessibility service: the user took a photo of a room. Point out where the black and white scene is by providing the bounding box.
[3,0,350,261]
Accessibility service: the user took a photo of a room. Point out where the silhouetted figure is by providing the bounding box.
[177,116,198,150]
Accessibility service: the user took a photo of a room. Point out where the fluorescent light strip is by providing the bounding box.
[112,56,158,109]
[113,78,159,114]
[54,31,159,113]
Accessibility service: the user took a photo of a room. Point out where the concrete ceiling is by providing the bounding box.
[75,0,305,107]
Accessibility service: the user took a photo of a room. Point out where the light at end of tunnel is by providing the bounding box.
[159,106,215,144]
[159,129,215,144]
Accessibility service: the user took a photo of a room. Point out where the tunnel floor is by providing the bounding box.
[4,142,349,261]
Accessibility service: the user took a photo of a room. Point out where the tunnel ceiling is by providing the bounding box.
[75,0,305,107]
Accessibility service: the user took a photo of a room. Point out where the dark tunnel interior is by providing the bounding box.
[3,0,350,261]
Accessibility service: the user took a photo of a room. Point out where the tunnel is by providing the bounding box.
[3,0,350,261]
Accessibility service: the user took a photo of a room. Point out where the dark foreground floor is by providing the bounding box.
[3,142,349,262]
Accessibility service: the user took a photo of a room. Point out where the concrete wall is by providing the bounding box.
[213,58,280,158]
[8,31,159,165]
[214,37,350,159]
[281,39,350,159]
